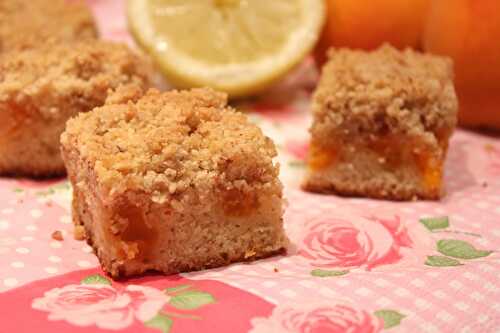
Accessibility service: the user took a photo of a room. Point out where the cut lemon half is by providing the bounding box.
[127,0,325,98]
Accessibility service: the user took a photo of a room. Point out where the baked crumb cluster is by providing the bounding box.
[63,88,280,201]
[0,0,97,52]
[311,45,457,144]
[62,88,287,277]
[304,45,458,200]
[0,41,151,176]
[1,41,151,120]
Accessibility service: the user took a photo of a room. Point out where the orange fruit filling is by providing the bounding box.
[308,137,443,193]
[222,188,259,217]
[0,103,30,141]
[415,153,443,194]
[308,143,337,171]
[112,203,158,261]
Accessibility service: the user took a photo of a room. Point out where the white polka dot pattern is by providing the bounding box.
[0,179,98,292]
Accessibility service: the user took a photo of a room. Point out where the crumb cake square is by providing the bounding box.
[303,45,458,200]
[61,88,288,278]
[0,41,150,177]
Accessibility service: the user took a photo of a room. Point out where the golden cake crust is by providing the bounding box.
[62,88,280,201]
[311,44,457,145]
[0,0,98,52]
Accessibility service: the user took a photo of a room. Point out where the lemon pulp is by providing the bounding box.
[128,0,325,97]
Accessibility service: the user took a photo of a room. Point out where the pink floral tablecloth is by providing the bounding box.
[1,1,500,332]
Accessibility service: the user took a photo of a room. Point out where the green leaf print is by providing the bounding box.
[53,181,71,190]
[310,269,349,277]
[420,217,449,231]
[425,255,462,267]
[144,314,173,333]
[374,309,405,329]
[35,188,55,197]
[169,290,216,310]
[437,239,492,259]
[164,284,192,294]
[80,274,112,285]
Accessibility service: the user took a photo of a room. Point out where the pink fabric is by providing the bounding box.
[297,215,429,270]
[251,302,384,333]
[0,269,273,332]
[1,1,500,332]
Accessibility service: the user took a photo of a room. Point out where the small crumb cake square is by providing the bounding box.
[303,45,458,200]
[61,88,288,278]
[0,41,150,177]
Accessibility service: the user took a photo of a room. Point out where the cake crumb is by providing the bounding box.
[74,226,86,241]
[51,230,63,241]
[484,144,495,152]
[273,268,279,273]
[244,250,257,259]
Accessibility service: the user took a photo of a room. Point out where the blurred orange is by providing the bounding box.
[314,0,429,65]
[423,0,500,130]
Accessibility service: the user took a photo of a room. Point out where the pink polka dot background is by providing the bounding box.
[0,181,98,290]
[1,1,499,332]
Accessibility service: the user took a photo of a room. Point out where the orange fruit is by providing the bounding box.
[315,0,429,65]
[423,0,500,130]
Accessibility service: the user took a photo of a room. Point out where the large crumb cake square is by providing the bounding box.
[303,45,458,200]
[0,41,150,177]
[61,88,288,278]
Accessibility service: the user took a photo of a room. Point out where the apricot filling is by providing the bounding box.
[416,153,443,193]
[111,203,158,261]
[222,188,259,217]
[308,143,337,171]
[0,102,30,140]
[307,136,443,193]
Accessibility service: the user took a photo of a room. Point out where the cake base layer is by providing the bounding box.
[302,143,443,200]
[0,109,66,177]
[73,185,287,277]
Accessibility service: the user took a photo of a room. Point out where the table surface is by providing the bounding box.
[1,1,499,332]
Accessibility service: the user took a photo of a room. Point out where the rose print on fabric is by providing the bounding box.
[284,140,309,169]
[32,274,215,332]
[298,215,430,275]
[250,302,405,333]
[32,283,168,330]
[285,141,309,162]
